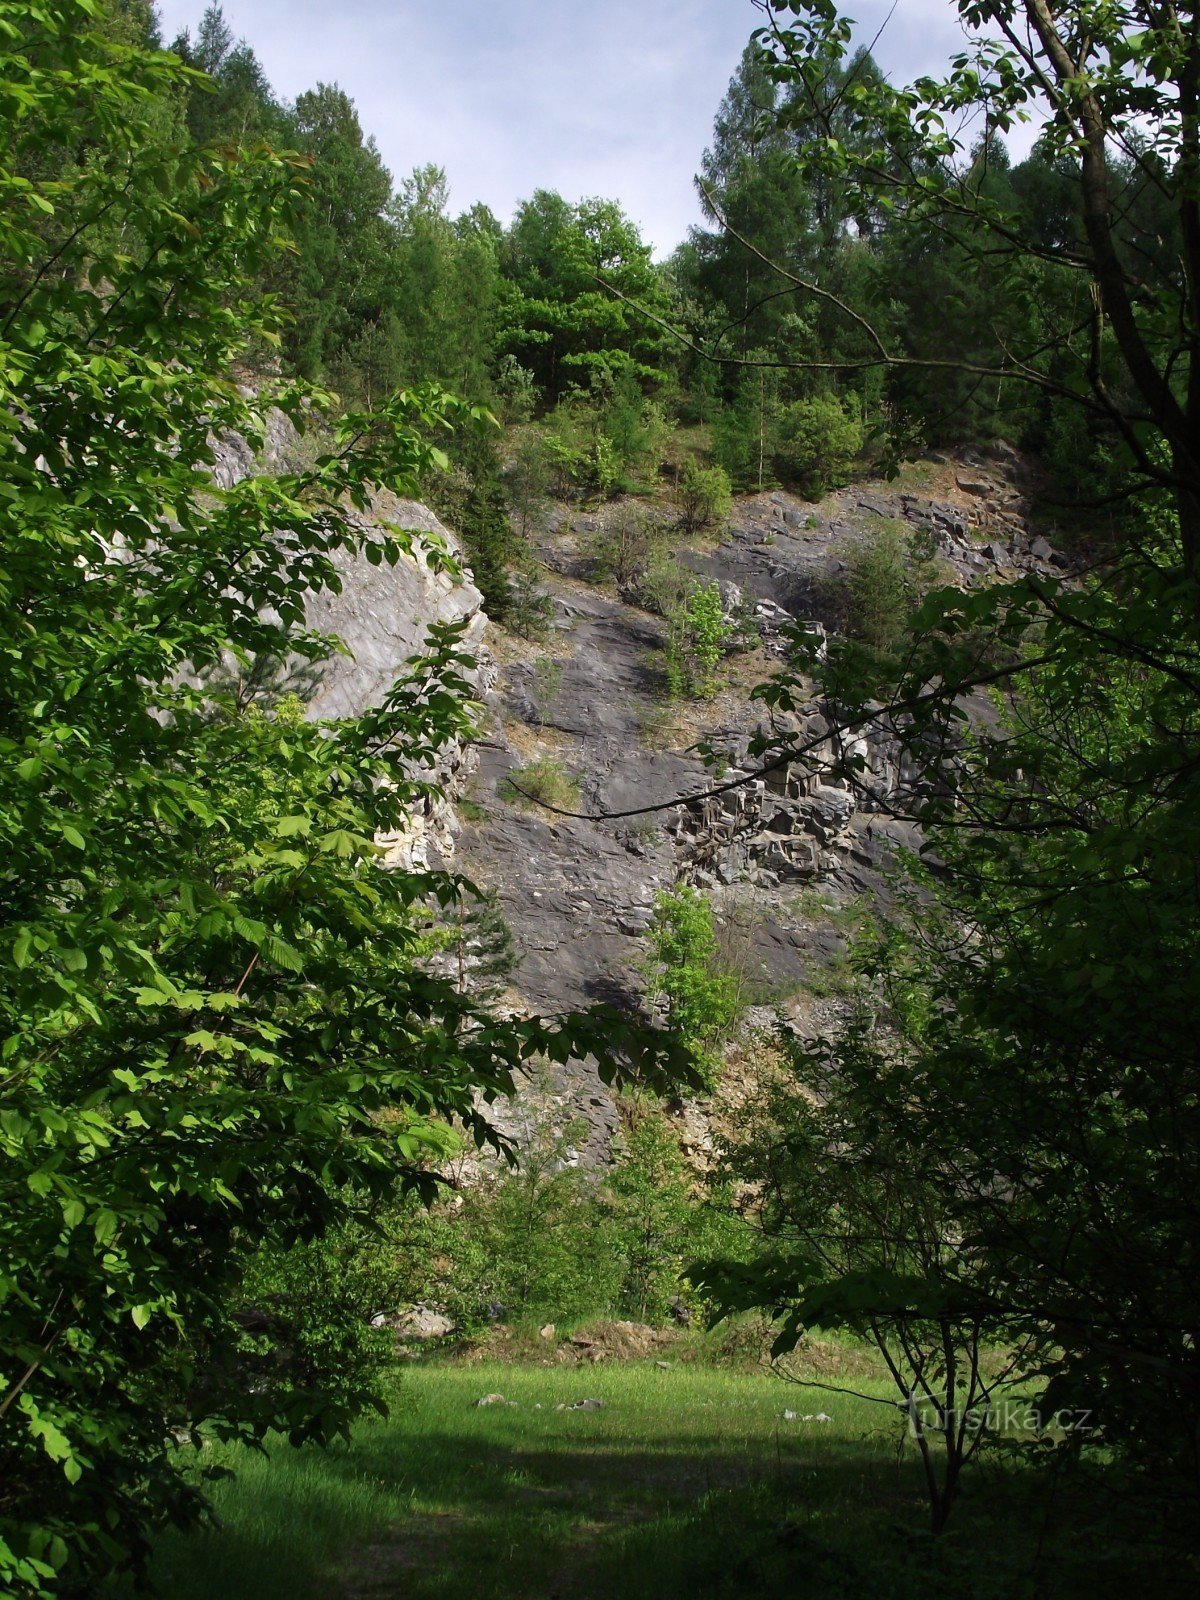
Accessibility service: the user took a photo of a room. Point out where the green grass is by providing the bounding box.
[499,757,581,813]
[106,1360,1187,1600]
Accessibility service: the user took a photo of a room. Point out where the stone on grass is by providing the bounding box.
[379,1305,455,1340]
[474,1393,509,1407]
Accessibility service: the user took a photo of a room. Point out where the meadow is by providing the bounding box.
[105,1355,1163,1600]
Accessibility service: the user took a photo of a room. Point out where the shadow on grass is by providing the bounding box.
[109,1401,1197,1600]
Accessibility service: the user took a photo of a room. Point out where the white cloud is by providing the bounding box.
[154,0,1006,256]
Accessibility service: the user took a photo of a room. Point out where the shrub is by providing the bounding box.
[500,758,580,812]
[839,519,942,653]
[226,1223,399,1424]
[644,888,742,1087]
[467,1122,621,1323]
[605,1102,700,1322]
[773,392,864,497]
[540,372,671,500]
[635,551,697,620]
[427,436,520,621]
[677,459,733,535]
[502,426,555,539]
[504,565,554,641]
[493,355,540,426]
[664,581,734,700]
[587,504,669,590]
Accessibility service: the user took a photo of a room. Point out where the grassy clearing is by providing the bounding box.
[102,1357,1172,1600]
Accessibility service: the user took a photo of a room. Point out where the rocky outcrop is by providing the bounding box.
[210,416,493,870]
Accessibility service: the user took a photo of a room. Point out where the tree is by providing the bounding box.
[643,888,741,1085]
[690,0,1200,1547]
[754,0,1200,562]
[499,191,675,404]
[282,82,394,379]
[171,4,283,146]
[665,581,734,701]
[706,1020,1033,1535]
[0,10,681,1592]
[676,459,732,534]
[606,1100,699,1323]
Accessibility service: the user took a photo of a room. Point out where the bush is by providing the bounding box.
[502,426,555,539]
[839,519,941,653]
[587,503,669,590]
[468,1123,621,1324]
[225,1223,399,1425]
[427,434,519,621]
[605,1102,700,1322]
[493,355,540,426]
[540,372,671,499]
[644,887,742,1087]
[503,565,554,641]
[664,581,734,700]
[500,757,580,812]
[677,460,733,535]
[773,392,864,497]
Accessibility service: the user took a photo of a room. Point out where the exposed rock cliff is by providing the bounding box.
[210,417,494,871]
[210,428,1060,1171]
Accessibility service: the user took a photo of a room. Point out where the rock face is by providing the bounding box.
[210,417,493,870]
[299,496,488,724]
[450,446,1064,1165]
[209,426,1061,1174]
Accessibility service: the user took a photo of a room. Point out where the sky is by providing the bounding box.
[153,0,979,258]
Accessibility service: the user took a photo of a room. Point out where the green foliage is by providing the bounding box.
[228,1221,399,1425]
[499,192,675,405]
[587,503,670,590]
[644,888,742,1087]
[676,460,733,535]
[541,371,670,499]
[502,426,555,539]
[605,1102,700,1323]
[0,13,682,1592]
[493,355,540,426]
[664,581,735,700]
[755,0,1200,552]
[752,514,1200,1544]
[429,887,517,1004]
[710,365,783,493]
[500,758,580,813]
[426,428,519,620]
[705,1023,1023,1533]
[772,392,863,497]
[838,520,941,654]
[503,566,555,641]
[464,1120,620,1325]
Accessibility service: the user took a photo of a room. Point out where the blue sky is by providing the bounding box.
[154,0,977,257]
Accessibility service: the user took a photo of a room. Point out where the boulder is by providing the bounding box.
[377,1305,455,1340]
